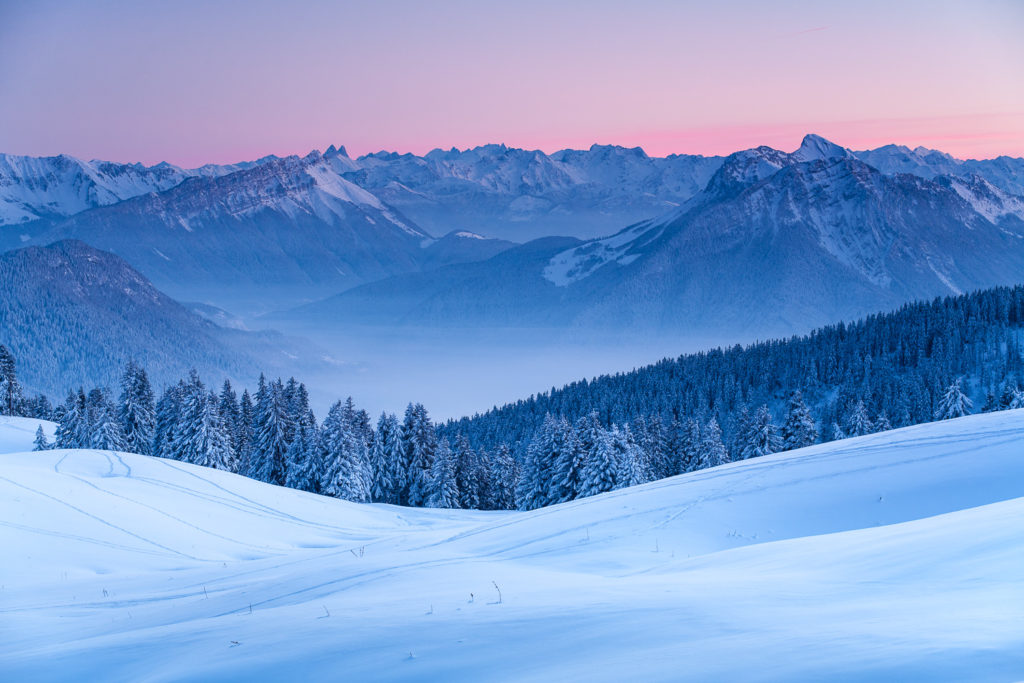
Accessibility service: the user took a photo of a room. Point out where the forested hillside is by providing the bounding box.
[5,285,1024,512]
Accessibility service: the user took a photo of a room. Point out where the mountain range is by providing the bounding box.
[275,135,1024,339]
[3,134,1024,334]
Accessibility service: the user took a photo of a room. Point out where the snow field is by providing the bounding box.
[2,411,1023,680]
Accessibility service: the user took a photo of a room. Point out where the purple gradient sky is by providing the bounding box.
[1,0,1022,166]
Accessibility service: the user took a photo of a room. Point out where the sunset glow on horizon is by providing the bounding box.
[1,0,1022,166]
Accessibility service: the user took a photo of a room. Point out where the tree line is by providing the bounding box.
[4,283,1024,511]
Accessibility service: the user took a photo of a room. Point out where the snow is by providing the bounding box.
[0,416,56,454]
[2,411,1024,680]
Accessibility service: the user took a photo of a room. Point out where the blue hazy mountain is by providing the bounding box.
[275,136,1024,339]
[0,239,324,398]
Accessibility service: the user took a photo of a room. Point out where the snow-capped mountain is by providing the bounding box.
[347,143,724,240]
[0,152,267,227]
[15,149,513,312]
[285,135,1024,339]
[0,239,322,396]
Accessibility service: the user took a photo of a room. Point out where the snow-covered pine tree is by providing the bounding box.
[320,400,369,502]
[119,361,155,455]
[285,410,319,491]
[173,372,235,470]
[488,444,518,510]
[218,380,240,450]
[698,417,729,469]
[427,437,460,508]
[873,411,893,432]
[830,421,846,441]
[237,389,255,474]
[366,412,394,503]
[0,344,24,416]
[665,416,684,476]
[935,379,973,420]
[781,390,817,451]
[517,414,574,510]
[55,390,87,449]
[618,425,647,488]
[405,403,437,507]
[845,400,874,437]
[578,427,622,499]
[453,434,482,510]
[643,415,670,480]
[32,424,50,451]
[567,412,602,498]
[677,418,702,473]
[739,405,779,460]
[250,376,289,485]
[89,390,127,451]
[382,413,405,505]
[153,383,184,459]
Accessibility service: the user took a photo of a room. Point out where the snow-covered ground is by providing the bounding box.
[2,412,1023,681]
[0,415,55,454]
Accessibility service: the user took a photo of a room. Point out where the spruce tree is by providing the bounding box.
[781,390,817,451]
[845,400,874,437]
[427,437,460,508]
[404,403,437,507]
[285,410,319,491]
[453,434,481,510]
[488,444,518,510]
[578,427,622,498]
[739,405,779,459]
[0,345,23,416]
[935,379,973,420]
[119,361,155,456]
[320,401,368,502]
[251,376,289,485]
[33,424,50,451]
[698,418,729,469]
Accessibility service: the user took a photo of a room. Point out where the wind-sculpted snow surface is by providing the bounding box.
[2,412,1024,680]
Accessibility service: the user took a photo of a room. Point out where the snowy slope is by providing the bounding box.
[0,416,55,454]
[3,411,1024,680]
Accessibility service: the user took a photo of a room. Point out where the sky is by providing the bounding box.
[1,0,1022,166]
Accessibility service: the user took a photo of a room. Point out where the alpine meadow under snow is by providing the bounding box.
[2,411,1023,680]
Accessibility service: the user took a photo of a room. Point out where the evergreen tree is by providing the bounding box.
[935,379,973,420]
[781,390,817,451]
[618,425,647,487]
[153,383,183,459]
[698,417,729,469]
[427,437,460,508]
[218,380,240,451]
[578,427,623,498]
[677,418,702,473]
[517,414,574,509]
[55,390,87,449]
[873,411,893,432]
[237,389,255,473]
[174,372,235,470]
[367,412,395,503]
[285,410,319,491]
[0,345,24,416]
[89,390,126,451]
[119,361,155,455]
[738,405,779,459]
[32,424,50,451]
[488,444,518,509]
[250,375,289,485]
[404,403,437,507]
[453,434,481,510]
[845,400,874,437]
[382,413,405,505]
[320,401,368,502]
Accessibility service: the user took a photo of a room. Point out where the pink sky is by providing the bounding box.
[1,1,1022,166]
